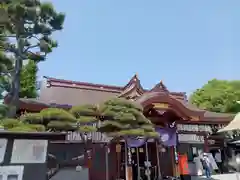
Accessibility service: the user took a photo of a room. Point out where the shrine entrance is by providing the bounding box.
[136,92,190,178]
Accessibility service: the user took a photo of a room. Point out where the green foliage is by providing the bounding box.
[0,29,12,100]
[0,104,8,119]
[99,98,158,138]
[19,60,38,98]
[1,118,21,129]
[190,79,240,113]
[0,76,11,99]
[20,112,43,124]
[0,0,65,117]
[70,104,99,117]
[8,126,36,132]
[7,123,45,132]
[1,0,65,62]
[0,30,13,74]
[8,124,45,132]
[69,105,99,134]
[0,117,45,132]
[40,108,76,122]
[21,108,77,131]
[0,53,13,75]
[47,121,75,131]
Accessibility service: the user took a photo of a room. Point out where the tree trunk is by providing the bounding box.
[8,37,23,118]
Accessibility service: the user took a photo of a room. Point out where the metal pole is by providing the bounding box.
[155,141,162,179]
[136,147,140,180]
[105,144,109,180]
[145,141,151,180]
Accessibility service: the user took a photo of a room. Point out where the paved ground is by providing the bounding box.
[191,173,240,180]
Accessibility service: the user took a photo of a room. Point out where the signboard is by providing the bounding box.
[11,140,48,163]
[177,124,212,133]
[177,124,226,134]
[152,103,169,109]
[178,134,204,144]
[66,131,112,143]
[0,139,7,163]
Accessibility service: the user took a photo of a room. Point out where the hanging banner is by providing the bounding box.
[155,127,177,146]
[127,137,146,148]
[126,127,177,147]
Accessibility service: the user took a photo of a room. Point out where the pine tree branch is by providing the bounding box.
[23,44,38,53]
[27,35,40,41]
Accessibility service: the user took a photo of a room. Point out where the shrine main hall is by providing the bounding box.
[4,74,234,178]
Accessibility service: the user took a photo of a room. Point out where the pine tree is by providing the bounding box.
[69,104,99,142]
[99,98,158,138]
[20,108,77,132]
[0,0,65,116]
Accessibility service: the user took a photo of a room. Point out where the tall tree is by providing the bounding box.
[0,0,65,116]
[20,60,38,98]
[190,79,240,113]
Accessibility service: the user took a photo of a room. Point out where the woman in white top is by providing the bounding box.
[193,154,203,176]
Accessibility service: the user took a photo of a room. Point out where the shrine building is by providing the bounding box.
[4,74,234,179]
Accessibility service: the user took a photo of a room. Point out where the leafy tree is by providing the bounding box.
[20,60,38,98]
[98,98,158,138]
[20,108,77,131]
[190,79,240,113]
[0,0,65,116]
[69,104,99,142]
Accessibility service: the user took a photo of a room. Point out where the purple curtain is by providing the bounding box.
[155,127,177,146]
[127,137,146,147]
[126,127,177,147]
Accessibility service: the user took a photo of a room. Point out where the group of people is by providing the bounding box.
[193,150,223,179]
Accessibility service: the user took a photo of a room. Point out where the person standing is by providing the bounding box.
[201,153,212,179]
[214,150,222,174]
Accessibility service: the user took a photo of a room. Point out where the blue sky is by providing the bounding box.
[39,0,240,95]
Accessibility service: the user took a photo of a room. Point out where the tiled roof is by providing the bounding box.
[39,75,186,106]
[11,75,234,123]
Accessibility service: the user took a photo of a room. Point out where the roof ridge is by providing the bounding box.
[44,76,123,91]
[43,76,186,95]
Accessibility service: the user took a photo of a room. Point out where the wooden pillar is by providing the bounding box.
[204,135,209,152]
[171,147,176,176]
